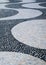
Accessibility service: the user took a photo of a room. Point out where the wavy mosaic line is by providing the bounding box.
[0,0,46,64]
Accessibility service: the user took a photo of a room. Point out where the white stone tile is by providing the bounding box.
[0,52,46,65]
[22,2,46,9]
[22,0,36,3]
[0,0,9,3]
[11,20,46,49]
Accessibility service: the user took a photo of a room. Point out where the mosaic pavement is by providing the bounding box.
[0,0,46,65]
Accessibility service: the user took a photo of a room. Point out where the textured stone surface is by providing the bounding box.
[0,52,46,65]
[0,9,18,18]
[11,20,46,49]
[0,9,42,20]
[0,0,46,64]
[22,2,46,9]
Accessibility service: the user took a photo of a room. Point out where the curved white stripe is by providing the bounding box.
[0,9,42,20]
[22,0,36,3]
[22,2,46,9]
[0,0,9,3]
[0,4,7,9]
[0,52,46,65]
[11,20,46,49]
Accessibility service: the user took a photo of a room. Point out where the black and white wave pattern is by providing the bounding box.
[0,0,46,64]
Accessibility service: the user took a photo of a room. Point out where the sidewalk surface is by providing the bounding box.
[0,0,46,65]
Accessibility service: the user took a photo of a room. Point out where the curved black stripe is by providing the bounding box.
[0,0,46,62]
[0,19,46,61]
[0,9,18,18]
[39,3,46,7]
